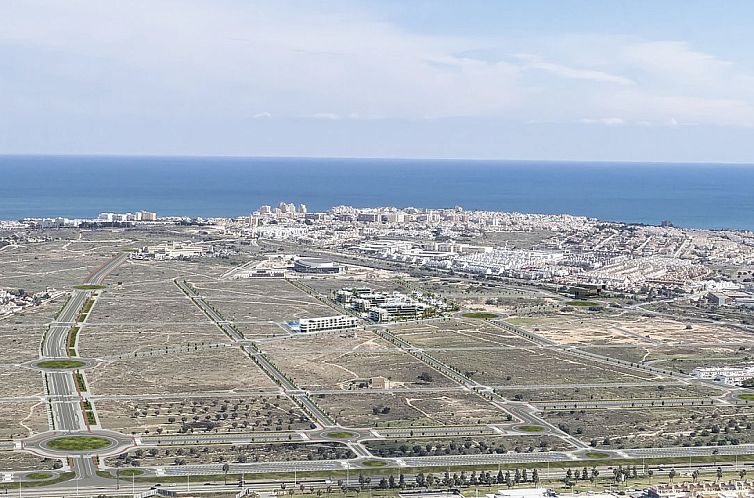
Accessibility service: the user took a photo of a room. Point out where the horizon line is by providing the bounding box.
[1,153,754,167]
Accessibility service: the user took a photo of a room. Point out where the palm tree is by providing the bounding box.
[739,469,747,480]
[668,469,677,484]
[222,462,230,485]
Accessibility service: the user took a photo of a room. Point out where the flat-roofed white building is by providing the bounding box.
[298,315,358,333]
[691,365,754,386]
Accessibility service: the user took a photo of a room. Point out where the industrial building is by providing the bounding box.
[293,257,341,274]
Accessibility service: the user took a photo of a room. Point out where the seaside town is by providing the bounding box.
[2,203,754,498]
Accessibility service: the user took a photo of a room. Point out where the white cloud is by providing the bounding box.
[578,117,626,126]
[514,54,634,85]
[253,112,272,119]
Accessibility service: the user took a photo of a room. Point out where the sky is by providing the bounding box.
[1,0,754,162]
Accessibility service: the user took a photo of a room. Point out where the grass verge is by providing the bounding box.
[565,301,599,307]
[37,360,85,369]
[47,436,110,451]
[327,431,355,439]
[462,312,498,319]
[516,425,545,432]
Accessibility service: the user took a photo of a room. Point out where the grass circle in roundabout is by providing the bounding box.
[36,360,86,369]
[47,436,112,452]
[26,472,53,480]
[326,431,355,439]
[515,425,545,433]
[461,312,498,319]
[585,451,610,459]
[117,469,143,477]
[361,460,387,467]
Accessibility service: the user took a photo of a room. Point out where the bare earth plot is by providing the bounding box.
[262,332,454,390]
[188,279,335,338]
[96,396,312,436]
[504,383,723,403]
[0,401,48,439]
[390,320,534,349]
[0,301,63,363]
[431,348,659,386]
[581,344,754,373]
[316,392,511,428]
[79,324,233,359]
[364,434,571,457]
[108,442,355,467]
[0,367,44,397]
[0,239,120,292]
[521,313,751,347]
[543,406,754,449]
[0,451,58,471]
[86,347,277,396]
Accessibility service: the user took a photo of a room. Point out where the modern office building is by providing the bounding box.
[298,315,358,333]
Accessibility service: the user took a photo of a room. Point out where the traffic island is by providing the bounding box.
[36,359,86,369]
[514,425,545,433]
[46,436,112,452]
[462,312,498,319]
[325,431,355,439]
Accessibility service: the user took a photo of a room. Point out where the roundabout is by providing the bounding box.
[46,435,112,452]
[23,430,134,458]
[30,357,98,371]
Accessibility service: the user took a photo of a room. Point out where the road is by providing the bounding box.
[176,278,337,427]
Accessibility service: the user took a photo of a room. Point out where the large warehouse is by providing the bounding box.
[293,257,341,274]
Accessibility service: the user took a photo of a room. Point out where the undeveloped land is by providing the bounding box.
[262,331,453,390]
[97,396,313,435]
[316,392,511,428]
[108,442,355,467]
[365,435,570,457]
[544,406,754,449]
[86,347,277,395]
[0,401,49,438]
[189,279,335,338]
[0,451,59,471]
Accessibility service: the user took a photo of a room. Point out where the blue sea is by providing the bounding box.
[1,155,753,231]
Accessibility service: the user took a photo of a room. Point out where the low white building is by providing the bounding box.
[298,315,358,333]
[691,366,754,386]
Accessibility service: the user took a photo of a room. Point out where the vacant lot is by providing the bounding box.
[108,441,355,467]
[0,238,121,293]
[432,348,658,386]
[544,406,754,449]
[502,383,723,403]
[96,396,312,436]
[262,331,453,390]
[0,367,43,397]
[316,392,510,428]
[0,401,49,439]
[519,313,750,347]
[188,279,336,338]
[365,434,570,457]
[0,451,59,471]
[86,347,277,395]
[0,301,64,363]
[390,319,534,349]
